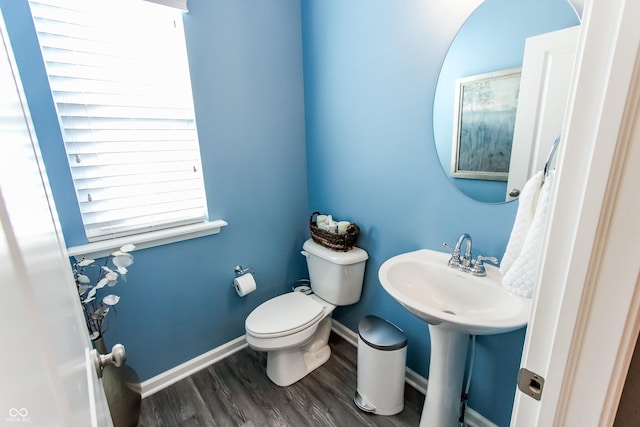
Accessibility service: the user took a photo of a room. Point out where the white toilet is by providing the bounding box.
[245,238,368,386]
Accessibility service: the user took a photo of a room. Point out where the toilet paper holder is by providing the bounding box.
[234,265,253,276]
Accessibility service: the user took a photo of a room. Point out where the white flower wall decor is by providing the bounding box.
[72,244,135,340]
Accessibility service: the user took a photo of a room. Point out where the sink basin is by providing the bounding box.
[379,248,531,427]
[379,249,531,335]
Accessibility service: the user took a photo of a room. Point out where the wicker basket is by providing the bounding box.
[309,211,360,252]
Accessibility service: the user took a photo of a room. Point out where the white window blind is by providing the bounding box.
[30,0,208,242]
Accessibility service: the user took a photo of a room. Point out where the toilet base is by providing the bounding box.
[265,317,332,386]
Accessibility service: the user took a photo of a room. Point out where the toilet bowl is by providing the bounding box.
[244,239,368,386]
[245,292,336,386]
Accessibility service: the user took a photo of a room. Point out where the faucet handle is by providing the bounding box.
[477,255,498,265]
[469,255,498,276]
[442,242,462,267]
[442,242,456,252]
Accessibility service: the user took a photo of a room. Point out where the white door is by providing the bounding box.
[510,0,640,425]
[506,26,579,201]
[0,12,111,426]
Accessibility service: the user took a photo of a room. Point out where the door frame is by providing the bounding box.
[511,0,640,424]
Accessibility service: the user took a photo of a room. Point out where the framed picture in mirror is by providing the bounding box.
[451,67,521,181]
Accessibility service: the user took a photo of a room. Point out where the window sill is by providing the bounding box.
[66,219,228,259]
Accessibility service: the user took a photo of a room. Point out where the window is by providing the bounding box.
[30,0,208,242]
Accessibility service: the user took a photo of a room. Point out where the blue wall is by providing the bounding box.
[1,0,577,425]
[301,0,575,424]
[1,0,310,382]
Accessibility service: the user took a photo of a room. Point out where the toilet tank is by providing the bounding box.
[302,239,369,305]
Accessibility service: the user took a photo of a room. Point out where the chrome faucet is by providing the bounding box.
[443,233,473,271]
[456,233,473,271]
[444,233,499,276]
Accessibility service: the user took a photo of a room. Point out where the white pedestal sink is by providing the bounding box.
[379,249,531,427]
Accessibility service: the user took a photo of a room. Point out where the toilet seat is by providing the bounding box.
[246,292,325,339]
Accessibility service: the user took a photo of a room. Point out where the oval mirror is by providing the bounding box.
[433,0,580,203]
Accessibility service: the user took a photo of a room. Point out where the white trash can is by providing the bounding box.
[354,315,408,415]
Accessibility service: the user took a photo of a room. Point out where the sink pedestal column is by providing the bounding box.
[420,325,469,427]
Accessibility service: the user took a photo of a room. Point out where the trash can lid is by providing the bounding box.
[358,315,407,351]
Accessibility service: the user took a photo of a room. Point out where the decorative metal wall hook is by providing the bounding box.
[542,135,561,183]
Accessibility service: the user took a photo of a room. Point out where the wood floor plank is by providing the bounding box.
[138,332,424,426]
[137,377,216,427]
[211,350,311,426]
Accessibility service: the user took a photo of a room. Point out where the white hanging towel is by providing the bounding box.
[500,170,545,275]
[501,171,555,298]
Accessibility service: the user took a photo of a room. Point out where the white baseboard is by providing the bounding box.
[331,319,498,427]
[139,335,247,398]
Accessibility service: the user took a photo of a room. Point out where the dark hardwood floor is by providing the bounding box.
[137,332,425,426]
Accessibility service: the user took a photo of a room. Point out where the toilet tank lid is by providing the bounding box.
[303,239,368,265]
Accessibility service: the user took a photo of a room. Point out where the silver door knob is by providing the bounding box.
[92,343,126,378]
[509,188,521,197]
